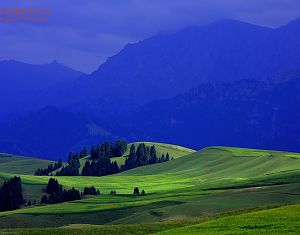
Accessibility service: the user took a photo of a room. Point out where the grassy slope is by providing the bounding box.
[157,203,300,235]
[0,146,300,229]
[0,153,53,175]
[102,142,195,166]
[78,141,196,171]
[2,203,300,235]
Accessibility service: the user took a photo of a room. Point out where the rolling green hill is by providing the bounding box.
[0,153,53,175]
[78,142,196,172]
[0,146,300,231]
[157,203,300,235]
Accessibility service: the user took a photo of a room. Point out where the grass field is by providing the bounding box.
[157,203,300,235]
[0,146,300,233]
[0,153,53,175]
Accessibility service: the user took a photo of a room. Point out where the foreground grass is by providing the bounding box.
[0,223,185,235]
[157,203,300,235]
[1,204,299,235]
[1,146,300,228]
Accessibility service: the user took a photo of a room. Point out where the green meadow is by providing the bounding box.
[0,143,300,234]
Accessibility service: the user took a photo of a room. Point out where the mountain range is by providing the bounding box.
[1,18,300,159]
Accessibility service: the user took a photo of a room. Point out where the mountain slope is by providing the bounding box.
[117,74,300,152]
[85,18,300,103]
[0,60,84,120]
[0,106,115,160]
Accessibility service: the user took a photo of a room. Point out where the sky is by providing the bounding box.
[0,0,300,73]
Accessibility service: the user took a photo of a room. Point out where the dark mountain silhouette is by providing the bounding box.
[83,18,300,104]
[1,18,300,158]
[0,60,84,120]
[117,72,300,152]
[0,106,116,160]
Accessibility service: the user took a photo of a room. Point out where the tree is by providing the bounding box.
[114,140,128,157]
[41,195,48,204]
[42,179,81,205]
[46,178,62,195]
[150,145,158,164]
[141,190,145,195]
[83,186,100,196]
[34,159,63,176]
[166,153,170,161]
[133,187,140,195]
[0,176,24,212]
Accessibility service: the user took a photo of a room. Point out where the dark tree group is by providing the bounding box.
[35,159,63,176]
[55,140,127,177]
[123,144,170,171]
[38,140,171,178]
[41,178,81,204]
[55,152,81,176]
[90,140,127,160]
[83,186,100,196]
[0,177,24,212]
[133,187,146,196]
[81,159,119,176]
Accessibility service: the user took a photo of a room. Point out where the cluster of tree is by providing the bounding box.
[90,140,127,159]
[34,159,63,176]
[25,199,37,207]
[110,190,117,195]
[133,187,145,195]
[40,178,81,204]
[123,144,171,171]
[83,186,100,196]
[0,177,24,212]
[55,140,127,176]
[56,165,79,176]
[81,159,119,176]
[55,152,81,176]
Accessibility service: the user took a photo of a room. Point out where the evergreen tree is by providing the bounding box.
[83,186,99,195]
[46,178,62,195]
[41,195,48,204]
[114,140,128,157]
[133,187,140,195]
[149,145,158,164]
[0,176,24,212]
[166,153,170,161]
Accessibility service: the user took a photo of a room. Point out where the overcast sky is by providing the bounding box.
[1,0,300,73]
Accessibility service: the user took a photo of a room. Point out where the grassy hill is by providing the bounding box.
[0,146,300,231]
[157,203,300,235]
[0,153,53,175]
[78,142,196,172]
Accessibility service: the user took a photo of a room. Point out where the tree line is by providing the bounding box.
[123,143,171,171]
[0,176,148,211]
[35,140,172,177]
[54,140,127,176]
[35,159,63,176]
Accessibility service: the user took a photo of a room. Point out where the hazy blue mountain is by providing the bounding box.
[0,106,116,160]
[117,73,300,152]
[84,18,300,104]
[1,18,300,159]
[0,60,84,120]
